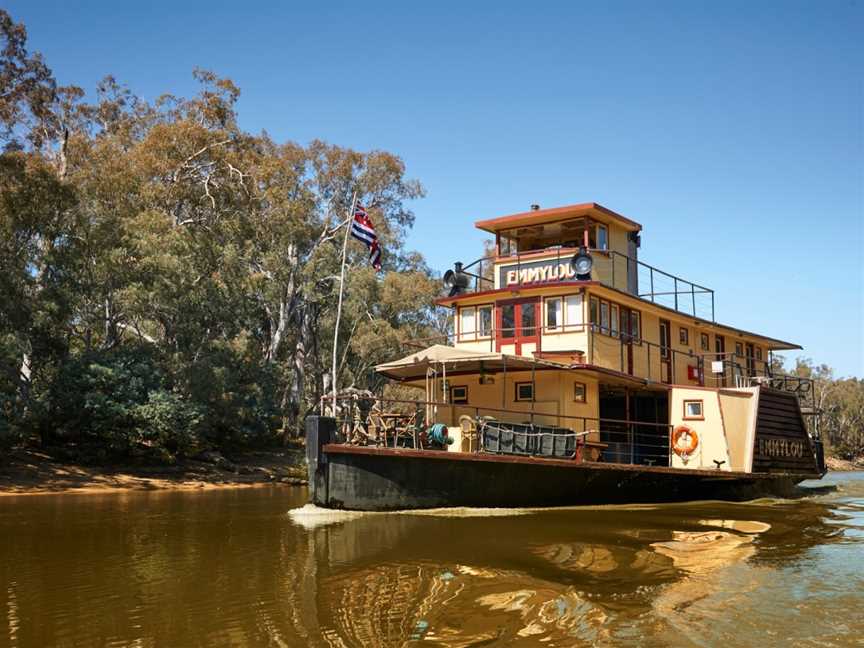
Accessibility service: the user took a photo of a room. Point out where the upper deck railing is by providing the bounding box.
[447,247,715,321]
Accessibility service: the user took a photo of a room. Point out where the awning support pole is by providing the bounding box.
[502,354,507,409]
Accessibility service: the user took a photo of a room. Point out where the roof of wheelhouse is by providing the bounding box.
[474,202,642,235]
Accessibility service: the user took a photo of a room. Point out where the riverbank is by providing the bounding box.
[0,447,308,496]
[825,455,864,472]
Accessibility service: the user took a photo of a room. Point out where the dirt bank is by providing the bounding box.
[825,456,864,472]
[0,447,308,496]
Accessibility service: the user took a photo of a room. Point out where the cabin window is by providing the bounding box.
[683,399,704,420]
[478,306,493,338]
[515,382,534,401]
[660,321,670,359]
[501,304,515,339]
[679,327,689,345]
[521,302,537,336]
[735,342,744,357]
[596,224,608,251]
[630,311,641,343]
[701,333,710,351]
[565,294,583,329]
[589,296,599,329]
[574,381,587,403]
[545,297,562,332]
[600,301,610,334]
[459,307,475,340]
[610,304,620,337]
[756,347,763,361]
[450,385,468,404]
[499,235,518,256]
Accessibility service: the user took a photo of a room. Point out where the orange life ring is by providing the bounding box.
[672,425,699,456]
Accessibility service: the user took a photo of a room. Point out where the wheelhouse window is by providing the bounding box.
[459,307,475,340]
[450,385,468,404]
[679,327,689,345]
[515,382,534,402]
[545,297,562,332]
[498,235,518,256]
[589,296,599,328]
[701,333,710,351]
[478,305,493,338]
[596,224,608,250]
[683,399,704,420]
[610,304,619,337]
[501,304,515,339]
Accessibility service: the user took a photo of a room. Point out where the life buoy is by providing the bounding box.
[672,425,699,457]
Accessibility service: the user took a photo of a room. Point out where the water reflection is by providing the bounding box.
[0,475,862,646]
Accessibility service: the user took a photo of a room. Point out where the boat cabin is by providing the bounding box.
[373,202,820,475]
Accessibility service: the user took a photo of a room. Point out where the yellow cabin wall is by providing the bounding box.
[718,388,759,471]
[585,287,769,386]
[430,370,601,442]
[669,387,731,471]
[451,285,773,388]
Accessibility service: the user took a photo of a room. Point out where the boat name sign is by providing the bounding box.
[501,260,577,287]
[757,437,806,459]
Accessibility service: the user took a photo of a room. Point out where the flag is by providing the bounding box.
[349,203,382,270]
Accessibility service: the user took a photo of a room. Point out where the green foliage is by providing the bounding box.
[0,9,444,462]
[46,346,203,460]
[785,358,864,461]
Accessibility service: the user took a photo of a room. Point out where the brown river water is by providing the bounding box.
[1,472,863,647]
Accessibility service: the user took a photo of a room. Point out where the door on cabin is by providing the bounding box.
[745,342,756,377]
[659,318,672,383]
[496,298,539,356]
[715,334,726,387]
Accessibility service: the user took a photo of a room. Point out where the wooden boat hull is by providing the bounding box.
[306,417,820,511]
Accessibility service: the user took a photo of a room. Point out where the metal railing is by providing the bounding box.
[446,247,715,321]
[320,395,673,467]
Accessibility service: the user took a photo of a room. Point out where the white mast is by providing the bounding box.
[331,192,358,416]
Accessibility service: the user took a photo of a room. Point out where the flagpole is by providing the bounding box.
[332,191,358,416]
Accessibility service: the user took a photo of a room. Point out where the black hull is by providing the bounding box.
[306,417,816,512]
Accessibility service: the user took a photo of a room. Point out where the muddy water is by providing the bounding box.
[1,474,862,647]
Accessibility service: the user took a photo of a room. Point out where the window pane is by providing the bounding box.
[501,305,515,339]
[600,302,609,334]
[516,382,534,401]
[546,298,561,330]
[565,295,583,329]
[685,401,703,417]
[478,306,493,337]
[597,225,608,250]
[521,303,536,336]
[631,311,641,341]
[619,309,630,340]
[459,308,475,340]
[611,305,619,337]
[589,297,599,327]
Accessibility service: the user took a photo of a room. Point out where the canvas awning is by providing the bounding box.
[375,344,567,381]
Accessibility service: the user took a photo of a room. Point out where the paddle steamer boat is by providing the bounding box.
[307,202,825,510]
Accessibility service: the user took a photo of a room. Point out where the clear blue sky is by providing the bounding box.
[7,0,863,376]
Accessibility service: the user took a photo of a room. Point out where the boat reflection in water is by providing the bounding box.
[1,475,861,647]
[287,475,863,647]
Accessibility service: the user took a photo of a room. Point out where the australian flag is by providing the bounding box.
[349,204,382,271]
